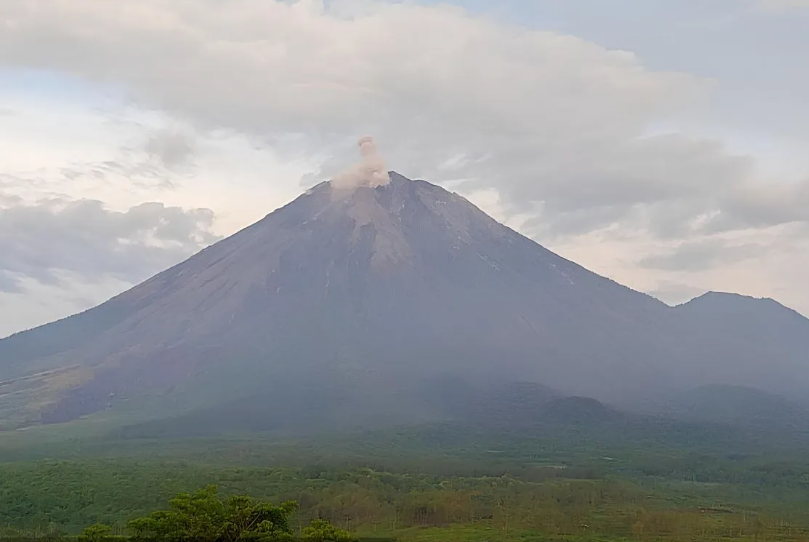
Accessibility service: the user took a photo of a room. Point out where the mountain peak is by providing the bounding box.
[682,291,805,319]
[312,172,506,269]
[691,291,770,303]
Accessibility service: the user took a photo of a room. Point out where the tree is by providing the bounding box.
[78,523,114,542]
[301,519,357,542]
[223,494,299,541]
[127,485,299,542]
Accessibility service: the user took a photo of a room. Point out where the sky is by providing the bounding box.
[0,0,808,338]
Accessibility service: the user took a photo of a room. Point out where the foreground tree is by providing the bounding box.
[78,523,115,542]
[301,520,357,542]
[127,485,299,542]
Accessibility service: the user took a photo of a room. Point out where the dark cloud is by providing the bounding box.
[0,198,220,292]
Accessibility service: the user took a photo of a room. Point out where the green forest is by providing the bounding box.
[3,422,809,542]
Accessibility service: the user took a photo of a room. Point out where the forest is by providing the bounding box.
[3,421,809,542]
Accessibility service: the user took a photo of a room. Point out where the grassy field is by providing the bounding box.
[3,420,809,541]
[1,459,806,541]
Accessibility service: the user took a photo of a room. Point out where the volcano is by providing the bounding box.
[1,173,808,433]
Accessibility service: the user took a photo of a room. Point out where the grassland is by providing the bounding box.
[3,419,809,541]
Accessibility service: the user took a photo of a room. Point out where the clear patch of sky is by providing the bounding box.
[0,68,133,157]
[0,70,129,172]
[0,67,126,106]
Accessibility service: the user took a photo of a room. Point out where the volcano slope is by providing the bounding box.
[1,172,807,434]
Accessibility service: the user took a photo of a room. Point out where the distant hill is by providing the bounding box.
[1,172,808,436]
[662,384,809,431]
[666,293,809,404]
[432,381,622,428]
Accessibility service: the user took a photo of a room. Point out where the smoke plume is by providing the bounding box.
[331,136,390,190]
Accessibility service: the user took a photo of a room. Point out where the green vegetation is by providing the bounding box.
[125,485,311,542]
[3,421,809,541]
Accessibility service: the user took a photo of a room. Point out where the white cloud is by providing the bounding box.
[0,1,704,180]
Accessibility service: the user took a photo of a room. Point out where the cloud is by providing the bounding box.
[0,191,22,206]
[2,0,800,242]
[0,197,220,292]
[752,0,809,10]
[703,177,809,232]
[0,271,24,294]
[639,239,769,271]
[143,128,196,169]
[0,0,709,231]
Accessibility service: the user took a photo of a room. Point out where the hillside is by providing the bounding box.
[662,384,809,430]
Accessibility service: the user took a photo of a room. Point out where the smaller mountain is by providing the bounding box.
[459,381,559,425]
[662,384,809,431]
[669,292,809,401]
[114,378,623,439]
[677,292,808,337]
[427,380,623,428]
[540,396,624,425]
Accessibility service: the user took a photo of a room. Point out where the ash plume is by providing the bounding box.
[331,136,390,190]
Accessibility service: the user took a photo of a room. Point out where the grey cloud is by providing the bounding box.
[0,198,220,292]
[143,129,196,169]
[60,158,177,191]
[449,133,758,239]
[0,192,22,206]
[0,271,23,294]
[639,239,768,271]
[703,178,809,233]
[53,125,201,192]
[753,0,809,10]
